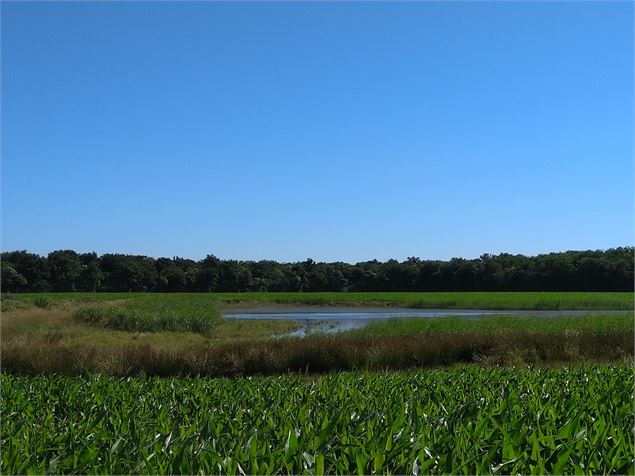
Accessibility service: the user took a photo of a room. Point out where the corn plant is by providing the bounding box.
[2,365,633,474]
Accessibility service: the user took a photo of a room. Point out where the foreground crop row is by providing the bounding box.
[2,366,633,474]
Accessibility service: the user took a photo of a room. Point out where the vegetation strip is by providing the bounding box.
[214,291,635,310]
[2,366,633,474]
[4,291,634,312]
[2,248,633,293]
[3,327,631,376]
[347,313,634,337]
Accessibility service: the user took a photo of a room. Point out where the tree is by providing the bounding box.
[158,265,187,292]
[1,261,28,292]
[1,251,49,291]
[48,250,82,291]
[0,247,631,292]
[77,262,104,292]
[99,254,147,291]
[197,255,221,291]
[218,261,252,292]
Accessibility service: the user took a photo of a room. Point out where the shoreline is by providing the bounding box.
[220,304,633,316]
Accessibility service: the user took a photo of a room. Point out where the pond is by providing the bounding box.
[223,308,540,337]
[222,308,595,337]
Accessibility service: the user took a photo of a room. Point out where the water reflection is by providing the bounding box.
[224,309,507,337]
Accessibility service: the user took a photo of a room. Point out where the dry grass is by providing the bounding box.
[1,305,296,374]
[1,297,298,351]
[2,330,631,377]
[1,307,72,337]
[2,295,631,377]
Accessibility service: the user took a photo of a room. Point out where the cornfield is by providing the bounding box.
[2,365,633,474]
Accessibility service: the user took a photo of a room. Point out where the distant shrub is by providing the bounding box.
[43,328,64,344]
[33,297,54,309]
[72,306,215,333]
[0,295,27,312]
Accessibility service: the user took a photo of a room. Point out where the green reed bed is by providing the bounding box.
[214,291,634,310]
[347,313,634,337]
[11,291,217,307]
[3,327,631,377]
[2,366,633,474]
[4,291,634,311]
[71,294,219,333]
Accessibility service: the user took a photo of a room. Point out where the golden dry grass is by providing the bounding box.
[1,298,298,358]
[2,295,631,377]
[3,328,632,377]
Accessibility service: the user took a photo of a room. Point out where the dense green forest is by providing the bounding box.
[1,248,633,293]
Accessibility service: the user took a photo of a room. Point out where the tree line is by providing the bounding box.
[1,247,633,293]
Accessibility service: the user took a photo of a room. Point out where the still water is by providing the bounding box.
[224,309,509,337]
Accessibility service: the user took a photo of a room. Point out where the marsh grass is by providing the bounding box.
[72,306,213,332]
[70,294,220,333]
[5,291,634,310]
[4,293,233,333]
[346,313,634,337]
[33,296,54,309]
[213,291,634,310]
[3,292,632,376]
[3,328,631,377]
[2,301,298,352]
[0,294,30,312]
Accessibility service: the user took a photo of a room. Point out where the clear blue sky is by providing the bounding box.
[2,2,633,262]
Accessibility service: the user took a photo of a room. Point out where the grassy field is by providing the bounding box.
[3,291,634,311]
[1,292,219,316]
[71,295,218,332]
[4,320,631,376]
[347,313,634,337]
[2,366,633,474]
[213,291,634,310]
[2,292,633,375]
[0,293,296,352]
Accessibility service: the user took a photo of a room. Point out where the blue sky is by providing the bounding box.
[2,2,633,262]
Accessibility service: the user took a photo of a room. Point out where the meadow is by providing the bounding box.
[3,291,633,312]
[2,366,633,474]
[212,291,635,310]
[0,293,295,350]
[348,313,634,337]
[1,292,633,376]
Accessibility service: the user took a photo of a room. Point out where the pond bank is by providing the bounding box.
[223,307,631,337]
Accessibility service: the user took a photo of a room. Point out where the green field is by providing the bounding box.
[2,366,632,474]
[1,292,219,315]
[71,294,220,332]
[2,291,633,474]
[3,291,634,311]
[2,292,633,376]
[213,291,634,310]
[0,293,295,351]
[348,313,634,337]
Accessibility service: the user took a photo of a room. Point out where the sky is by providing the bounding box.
[1,1,633,263]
